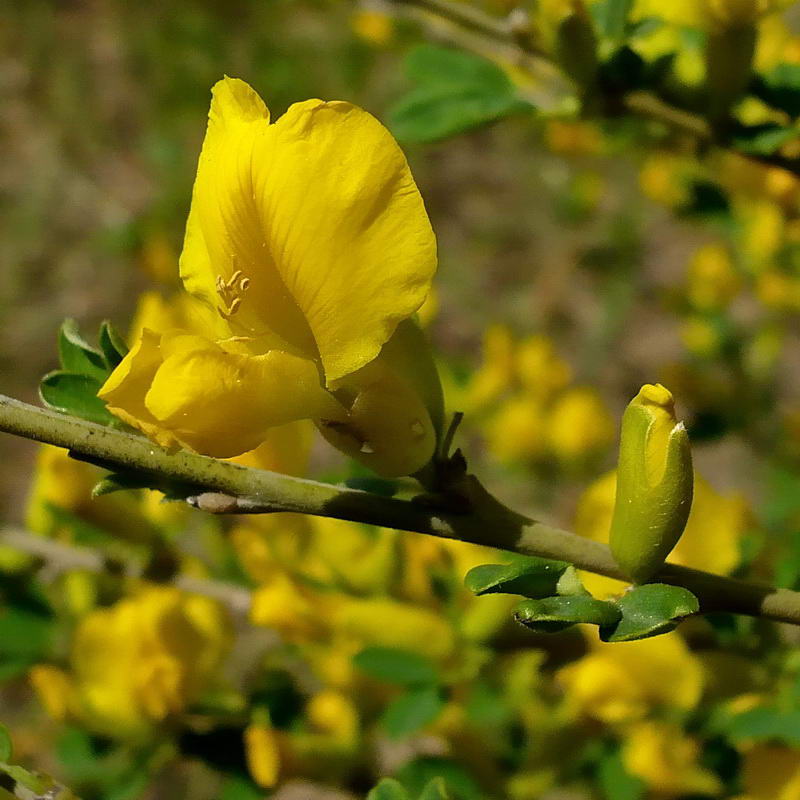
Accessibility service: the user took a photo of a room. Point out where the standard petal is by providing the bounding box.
[179,77,317,355]
[181,78,437,382]
[143,334,345,458]
[258,99,437,383]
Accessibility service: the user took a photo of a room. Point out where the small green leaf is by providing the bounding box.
[0,725,12,762]
[388,45,532,143]
[722,707,800,746]
[600,584,699,642]
[597,749,645,800]
[382,686,445,739]
[40,371,115,426]
[219,776,263,800]
[367,779,411,800]
[515,596,621,633]
[732,123,798,156]
[0,607,55,660]
[593,0,635,41]
[345,476,399,497]
[58,319,109,380]
[99,321,129,369]
[354,647,439,686]
[465,557,572,598]
[419,778,451,800]
[394,758,482,800]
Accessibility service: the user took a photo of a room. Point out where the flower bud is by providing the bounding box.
[609,384,694,583]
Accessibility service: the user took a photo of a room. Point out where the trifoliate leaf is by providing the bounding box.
[388,45,533,143]
[600,583,699,642]
[381,686,445,739]
[354,647,439,687]
[58,319,109,381]
[40,371,115,426]
[515,596,621,633]
[465,557,574,598]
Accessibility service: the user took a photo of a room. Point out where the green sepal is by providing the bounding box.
[599,583,699,642]
[98,321,129,369]
[58,319,109,381]
[514,596,621,633]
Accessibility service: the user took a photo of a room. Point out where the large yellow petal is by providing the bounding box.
[143,333,345,457]
[181,77,437,382]
[100,329,346,458]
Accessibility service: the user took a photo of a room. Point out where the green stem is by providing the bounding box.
[2,394,800,625]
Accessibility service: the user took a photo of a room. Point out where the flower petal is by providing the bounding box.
[143,333,344,457]
[181,77,437,382]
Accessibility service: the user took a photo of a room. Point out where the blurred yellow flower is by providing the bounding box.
[245,719,281,788]
[32,587,230,736]
[558,631,704,723]
[351,10,393,45]
[546,386,615,464]
[622,721,723,796]
[738,745,800,800]
[686,243,741,311]
[487,394,547,463]
[100,77,441,476]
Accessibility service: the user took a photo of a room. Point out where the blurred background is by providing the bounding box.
[4,1,800,798]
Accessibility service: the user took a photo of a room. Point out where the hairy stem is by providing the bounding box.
[2,394,800,625]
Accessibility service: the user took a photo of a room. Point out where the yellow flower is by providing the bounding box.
[622,721,723,796]
[546,386,614,464]
[516,335,572,401]
[100,77,440,477]
[486,394,547,463]
[39,587,230,736]
[465,325,516,413]
[686,243,741,311]
[351,10,393,45]
[558,631,704,723]
[244,719,281,789]
[739,745,800,800]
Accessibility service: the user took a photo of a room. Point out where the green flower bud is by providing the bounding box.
[609,384,694,583]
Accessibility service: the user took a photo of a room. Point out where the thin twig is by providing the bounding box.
[0,525,252,615]
[2,394,800,625]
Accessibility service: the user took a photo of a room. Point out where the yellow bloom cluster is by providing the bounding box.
[461,326,614,468]
[31,587,230,736]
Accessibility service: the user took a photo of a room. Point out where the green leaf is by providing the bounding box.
[722,707,800,746]
[354,647,439,686]
[99,321,129,369]
[593,0,635,41]
[464,557,574,598]
[382,686,445,739]
[515,596,621,633]
[0,725,12,762]
[419,778,451,800]
[0,607,55,660]
[367,779,411,800]
[394,758,483,800]
[388,45,532,143]
[754,63,800,117]
[58,319,109,380]
[40,371,115,426]
[597,749,645,800]
[600,584,699,642]
[732,123,798,156]
[219,776,263,800]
